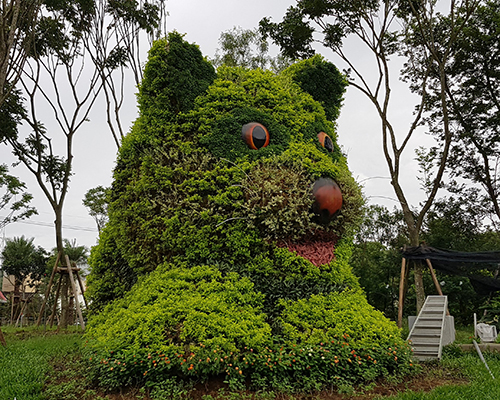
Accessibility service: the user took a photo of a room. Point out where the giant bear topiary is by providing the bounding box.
[85,32,414,393]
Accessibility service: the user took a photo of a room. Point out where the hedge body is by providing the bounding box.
[85,33,413,390]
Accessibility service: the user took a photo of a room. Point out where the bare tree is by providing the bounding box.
[85,0,167,148]
[2,0,166,328]
[0,0,41,106]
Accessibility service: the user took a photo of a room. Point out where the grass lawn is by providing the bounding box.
[1,324,500,399]
[388,348,500,400]
[0,326,82,400]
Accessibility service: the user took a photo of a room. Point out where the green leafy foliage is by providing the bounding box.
[278,289,401,347]
[82,185,109,233]
[212,26,291,72]
[85,33,410,391]
[85,332,414,392]
[0,164,36,229]
[86,265,270,353]
[283,55,348,121]
[85,226,136,313]
[138,31,216,122]
[1,236,47,284]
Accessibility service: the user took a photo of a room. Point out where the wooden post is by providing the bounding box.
[425,258,443,295]
[49,274,63,328]
[425,258,450,315]
[37,252,62,326]
[65,255,85,331]
[0,322,6,347]
[75,271,88,309]
[10,293,13,325]
[398,256,407,329]
[474,313,478,338]
[15,300,28,327]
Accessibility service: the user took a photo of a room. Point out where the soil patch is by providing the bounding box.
[75,365,468,400]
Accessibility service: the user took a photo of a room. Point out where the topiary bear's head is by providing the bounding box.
[84,34,412,388]
[88,31,363,311]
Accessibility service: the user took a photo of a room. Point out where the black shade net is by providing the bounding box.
[401,246,500,295]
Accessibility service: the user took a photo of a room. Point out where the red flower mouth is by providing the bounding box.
[277,231,338,267]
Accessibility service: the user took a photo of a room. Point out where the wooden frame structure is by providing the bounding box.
[36,252,87,331]
[398,249,447,328]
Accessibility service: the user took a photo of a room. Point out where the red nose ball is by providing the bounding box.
[313,178,342,219]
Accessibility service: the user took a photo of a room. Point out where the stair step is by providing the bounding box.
[414,355,439,361]
[417,324,444,328]
[411,339,440,345]
[407,295,448,361]
[411,334,441,338]
[413,349,439,356]
[411,341,440,349]
[412,327,441,333]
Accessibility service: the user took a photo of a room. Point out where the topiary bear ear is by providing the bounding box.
[283,55,347,121]
[137,31,216,122]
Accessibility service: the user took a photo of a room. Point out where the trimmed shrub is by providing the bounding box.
[85,33,413,392]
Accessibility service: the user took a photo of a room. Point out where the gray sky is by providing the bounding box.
[0,0,428,253]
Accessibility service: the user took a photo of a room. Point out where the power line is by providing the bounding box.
[14,219,97,232]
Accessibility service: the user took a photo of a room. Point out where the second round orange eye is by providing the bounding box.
[242,122,270,150]
[317,132,334,152]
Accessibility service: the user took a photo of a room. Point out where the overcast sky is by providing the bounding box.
[0,0,428,253]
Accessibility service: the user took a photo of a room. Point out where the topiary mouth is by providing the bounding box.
[277,230,338,267]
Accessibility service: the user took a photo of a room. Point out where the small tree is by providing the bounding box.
[1,236,47,287]
[1,236,47,324]
[352,205,409,320]
[61,238,89,268]
[213,26,291,72]
[0,164,36,229]
[82,186,109,233]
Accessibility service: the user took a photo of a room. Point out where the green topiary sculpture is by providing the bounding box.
[84,31,414,393]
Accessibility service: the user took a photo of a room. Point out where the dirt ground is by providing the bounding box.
[97,366,468,400]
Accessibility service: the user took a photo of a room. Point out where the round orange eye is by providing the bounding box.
[242,122,270,150]
[317,132,334,152]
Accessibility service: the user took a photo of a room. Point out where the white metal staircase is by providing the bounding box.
[407,295,448,361]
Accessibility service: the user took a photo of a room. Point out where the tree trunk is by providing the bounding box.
[413,261,426,313]
[54,205,71,329]
[68,295,75,326]
[0,325,6,347]
[394,180,426,314]
[59,274,70,329]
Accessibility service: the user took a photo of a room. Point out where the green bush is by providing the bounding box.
[86,265,271,353]
[84,333,414,392]
[277,289,401,347]
[283,54,348,121]
[138,31,216,122]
